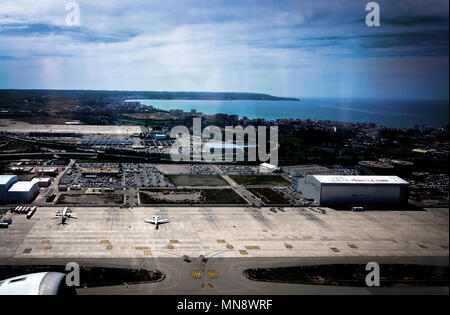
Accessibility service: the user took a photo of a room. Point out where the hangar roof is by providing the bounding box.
[311,175,409,185]
[0,175,17,186]
[8,181,38,192]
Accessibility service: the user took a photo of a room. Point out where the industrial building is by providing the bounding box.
[293,175,409,206]
[33,178,51,187]
[0,175,43,204]
[0,175,18,203]
[259,163,280,173]
[358,161,395,175]
[7,181,40,203]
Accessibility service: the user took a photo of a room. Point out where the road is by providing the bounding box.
[211,165,263,206]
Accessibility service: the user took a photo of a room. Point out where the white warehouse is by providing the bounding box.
[0,175,18,203]
[294,175,409,206]
[0,175,42,204]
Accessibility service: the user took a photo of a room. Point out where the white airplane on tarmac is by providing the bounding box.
[144,216,169,229]
[53,207,77,225]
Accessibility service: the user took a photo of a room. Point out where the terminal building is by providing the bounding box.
[293,175,409,206]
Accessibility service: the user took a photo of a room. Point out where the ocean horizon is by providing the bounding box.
[135,97,449,129]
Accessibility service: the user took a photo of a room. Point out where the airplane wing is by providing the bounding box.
[67,213,77,218]
[144,219,156,224]
[158,219,169,224]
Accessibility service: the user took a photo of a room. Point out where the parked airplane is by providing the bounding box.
[53,207,77,225]
[144,216,169,229]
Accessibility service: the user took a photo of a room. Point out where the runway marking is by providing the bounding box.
[226,244,234,249]
[216,239,225,243]
[100,240,109,244]
[167,245,175,249]
[239,250,248,255]
[284,243,293,249]
[245,246,260,250]
[191,270,202,279]
[207,270,219,279]
[348,244,358,249]
[41,240,50,244]
[135,246,150,250]
[148,262,182,293]
[105,245,113,250]
[143,250,151,256]
[228,262,265,294]
[170,240,179,244]
[330,247,340,253]
[44,245,52,250]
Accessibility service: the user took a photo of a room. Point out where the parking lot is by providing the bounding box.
[59,162,122,189]
[217,165,260,175]
[153,164,216,175]
[123,163,173,188]
[59,162,173,190]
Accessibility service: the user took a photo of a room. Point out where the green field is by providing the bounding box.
[166,174,229,187]
[57,194,124,205]
[244,264,449,287]
[139,188,247,205]
[248,188,290,205]
[230,175,289,186]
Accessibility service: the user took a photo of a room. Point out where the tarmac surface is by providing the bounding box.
[0,206,448,259]
[0,206,448,294]
[0,120,145,135]
[1,257,447,295]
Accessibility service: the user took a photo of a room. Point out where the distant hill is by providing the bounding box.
[0,89,299,101]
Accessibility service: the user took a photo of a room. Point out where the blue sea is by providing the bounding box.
[136,98,449,129]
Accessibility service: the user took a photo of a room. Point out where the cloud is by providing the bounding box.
[0,0,448,100]
[378,15,449,27]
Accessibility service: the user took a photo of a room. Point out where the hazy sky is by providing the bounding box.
[0,0,448,99]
